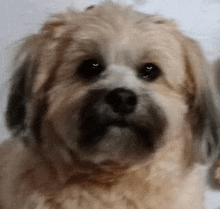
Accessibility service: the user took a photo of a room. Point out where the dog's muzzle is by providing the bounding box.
[77,87,167,157]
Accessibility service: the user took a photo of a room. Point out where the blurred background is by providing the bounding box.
[0,0,220,207]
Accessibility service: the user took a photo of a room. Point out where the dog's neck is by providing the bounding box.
[28,120,206,209]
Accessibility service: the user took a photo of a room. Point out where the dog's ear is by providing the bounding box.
[5,35,42,143]
[5,11,77,145]
[205,58,220,189]
[201,59,220,163]
[183,38,220,164]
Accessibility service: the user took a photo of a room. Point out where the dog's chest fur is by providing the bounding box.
[25,165,206,209]
[22,141,206,209]
[0,132,207,209]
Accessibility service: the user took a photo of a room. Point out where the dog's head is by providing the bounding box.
[5,3,219,170]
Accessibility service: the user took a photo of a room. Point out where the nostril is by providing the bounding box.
[106,91,120,106]
[127,95,137,106]
[105,88,137,114]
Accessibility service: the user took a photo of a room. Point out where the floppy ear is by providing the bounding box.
[205,58,220,189]
[5,35,42,145]
[5,10,79,146]
[201,59,220,162]
[184,38,220,164]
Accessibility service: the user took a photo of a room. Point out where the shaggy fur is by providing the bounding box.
[207,58,220,189]
[0,3,219,209]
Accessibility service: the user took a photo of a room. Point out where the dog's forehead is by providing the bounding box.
[37,4,187,92]
[69,7,186,85]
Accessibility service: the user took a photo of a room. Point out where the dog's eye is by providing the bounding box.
[77,59,105,79]
[139,63,161,81]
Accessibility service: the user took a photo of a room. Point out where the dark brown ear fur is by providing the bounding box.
[206,58,220,189]
[183,37,220,164]
[6,57,28,135]
[5,36,42,144]
[199,60,220,164]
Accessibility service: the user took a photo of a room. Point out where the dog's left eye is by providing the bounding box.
[139,63,161,81]
[77,59,105,79]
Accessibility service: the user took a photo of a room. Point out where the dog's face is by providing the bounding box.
[6,4,218,169]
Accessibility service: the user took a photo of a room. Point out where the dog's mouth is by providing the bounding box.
[103,116,129,129]
[78,114,161,152]
[77,114,163,165]
[108,118,128,127]
[76,89,167,164]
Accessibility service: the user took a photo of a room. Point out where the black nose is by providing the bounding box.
[105,88,137,114]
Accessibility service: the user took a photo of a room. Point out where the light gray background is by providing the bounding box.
[0,0,220,208]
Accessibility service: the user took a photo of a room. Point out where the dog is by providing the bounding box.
[0,3,219,209]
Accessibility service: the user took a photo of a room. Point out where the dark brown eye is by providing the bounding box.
[78,59,105,78]
[139,63,161,81]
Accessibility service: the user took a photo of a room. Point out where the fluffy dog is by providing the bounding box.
[0,3,219,209]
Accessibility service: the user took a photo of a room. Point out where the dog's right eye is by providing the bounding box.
[77,59,105,79]
[139,63,161,82]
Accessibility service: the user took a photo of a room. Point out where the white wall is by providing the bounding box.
[0,0,220,208]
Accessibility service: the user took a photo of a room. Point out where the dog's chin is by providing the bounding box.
[97,125,140,153]
[76,121,160,166]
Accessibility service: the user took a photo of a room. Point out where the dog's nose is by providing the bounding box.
[105,88,137,114]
